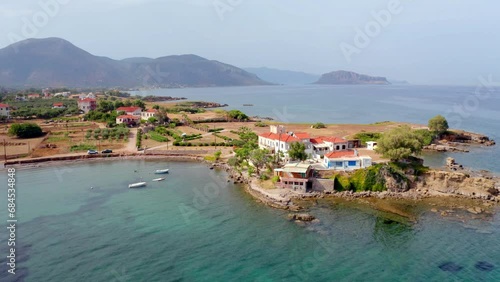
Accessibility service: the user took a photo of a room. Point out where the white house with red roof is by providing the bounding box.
[0,103,10,118]
[78,98,96,113]
[116,115,140,125]
[323,150,372,170]
[141,109,158,121]
[258,126,314,158]
[52,102,65,109]
[116,107,142,116]
[28,93,40,99]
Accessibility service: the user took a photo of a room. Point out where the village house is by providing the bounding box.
[116,107,142,116]
[52,103,65,109]
[116,115,140,126]
[274,163,313,192]
[78,98,97,113]
[258,126,314,159]
[323,150,372,170]
[28,93,41,99]
[0,103,10,118]
[141,109,158,121]
[53,92,71,98]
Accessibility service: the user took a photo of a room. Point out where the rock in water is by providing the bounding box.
[288,213,316,222]
[475,261,494,271]
[438,262,463,272]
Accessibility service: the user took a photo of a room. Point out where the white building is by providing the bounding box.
[141,109,158,121]
[116,107,142,116]
[258,126,314,158]
[366,141,378,150]
[323,150,372,170]
[0,103,10,118]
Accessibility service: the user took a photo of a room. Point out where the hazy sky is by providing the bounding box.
[0,0,498,85]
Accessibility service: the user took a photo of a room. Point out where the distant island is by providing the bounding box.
[0,38,271,89]
[314,70,390,85]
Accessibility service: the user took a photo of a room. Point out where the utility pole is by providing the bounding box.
[3,139,6,161]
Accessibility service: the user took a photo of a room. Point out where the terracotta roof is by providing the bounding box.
[310,138,324,144]
[53,103,64,106]
[0,103,9,107]
[145,109,158,113]
[117,115,140,119]
[294,132,310,139]
[79,98,96,102]
[259,132,301,143]
[325,150,356,159]
[117,107,141,112]
[320,136,347,143]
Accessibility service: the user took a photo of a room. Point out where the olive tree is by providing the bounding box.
[428,115,449,136]
[375,125,424,161]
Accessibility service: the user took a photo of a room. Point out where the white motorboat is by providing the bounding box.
[128,182,147,188]
[155,169,169,174]
[152,178,165,182]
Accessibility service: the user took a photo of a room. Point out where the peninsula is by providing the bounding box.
[314,70,390,85]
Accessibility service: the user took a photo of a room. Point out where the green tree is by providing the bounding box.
[375,125,424,161]
[8,123,43,138]
[228,110,248,121]
[132,99,146,110]
[214,150,222,162]
[288,142,308,161]
[148,117,158,124]
[97,100,114,113]
[152,104,160,110]
[249,148,271,175]
[114,100,124,109]
[428,115,449,136]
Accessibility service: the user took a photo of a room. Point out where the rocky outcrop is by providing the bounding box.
[424,144,469,153]
[288,213,316,222]
[417,170,498,199]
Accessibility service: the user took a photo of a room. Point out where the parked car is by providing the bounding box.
[101,149,113,154]
[87,150,98,155]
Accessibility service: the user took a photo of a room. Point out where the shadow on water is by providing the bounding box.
[372,217,414,247]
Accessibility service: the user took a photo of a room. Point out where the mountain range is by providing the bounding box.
[0,38,270,88]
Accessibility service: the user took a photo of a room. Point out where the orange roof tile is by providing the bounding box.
[259,132,301,143]
[325,150,356,159]
[294,132,310,139]
[117,107,141,112]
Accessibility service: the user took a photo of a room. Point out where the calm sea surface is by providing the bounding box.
[1,85,499,281]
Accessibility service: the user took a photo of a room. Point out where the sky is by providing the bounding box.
[0,0,498,85]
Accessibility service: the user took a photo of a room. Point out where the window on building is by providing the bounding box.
[336,146,340,150]
[335,162,343,167]
[348,161,357,166]
[342,145,346,150]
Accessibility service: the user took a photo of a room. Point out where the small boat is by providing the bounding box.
[152,178,165,182]
[128,182,147,188]
[155,169,169,174]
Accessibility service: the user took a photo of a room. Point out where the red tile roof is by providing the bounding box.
[325,150,356,159]
[117,115,140,119]
[117,107,141,112]
[310,138,324,144]
[145,109,158,113]
[79,98,96,103]
[0,103,9,107]
[294,132,310,139]
[259,132,301,143]
[320,136,347,143]
[53,103,64,106]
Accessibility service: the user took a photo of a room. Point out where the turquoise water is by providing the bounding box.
[137,85,500,173]
[1,160,499,281]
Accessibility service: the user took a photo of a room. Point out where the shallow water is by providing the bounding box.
[1,160,499,281]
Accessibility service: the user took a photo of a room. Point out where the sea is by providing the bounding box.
[1,85,499,281]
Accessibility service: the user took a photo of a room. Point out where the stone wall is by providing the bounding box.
[311,179,335,193]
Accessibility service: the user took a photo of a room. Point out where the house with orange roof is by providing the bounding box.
[141,109,158,121]
[116,106,142,116]
[52,103,65,109]
[77,98,96,113]
[258,125,314,159]
[28,93,41,99]
[323,150,372,170]
[116,115,140,126]
[0,103,10,118]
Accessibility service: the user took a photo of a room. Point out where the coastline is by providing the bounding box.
[2,147,499,219]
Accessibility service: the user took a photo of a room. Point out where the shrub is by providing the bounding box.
[312,122,326,129]
[70,144,96,152]
[8,123,44,138]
